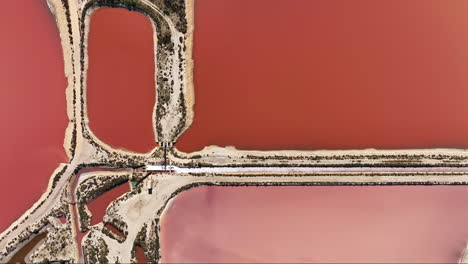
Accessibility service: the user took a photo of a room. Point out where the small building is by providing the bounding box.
[147,178,153,194]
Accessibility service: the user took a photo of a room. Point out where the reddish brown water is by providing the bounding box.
[135,246,147,263]
[0,1,68,233]
[87,183,129,226]
[161,186,468,263]
[104,223,125,238]
[177,0,468,151]
[9,232,47,264]
[87,8,156,153]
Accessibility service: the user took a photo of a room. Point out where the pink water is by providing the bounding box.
[87,183,129,226]
[177,0,468,151]
[87,8,156,153]
[165,1,468,261]
[161,186,468,263]
[0,1,68,233]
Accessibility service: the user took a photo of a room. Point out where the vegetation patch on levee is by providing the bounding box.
[1,215,51,259]
[76,174,129,204]
[83,233,110,264]
[130,223,147,263]
[170,146,468,168]
[102,222,126,243]
[8,232,48,264]
[132,222,160,263]
[77,203,92,232]
[101,215,128,243]
[144,219,160,262]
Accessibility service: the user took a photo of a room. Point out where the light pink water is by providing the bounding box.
[161,186,468,263]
